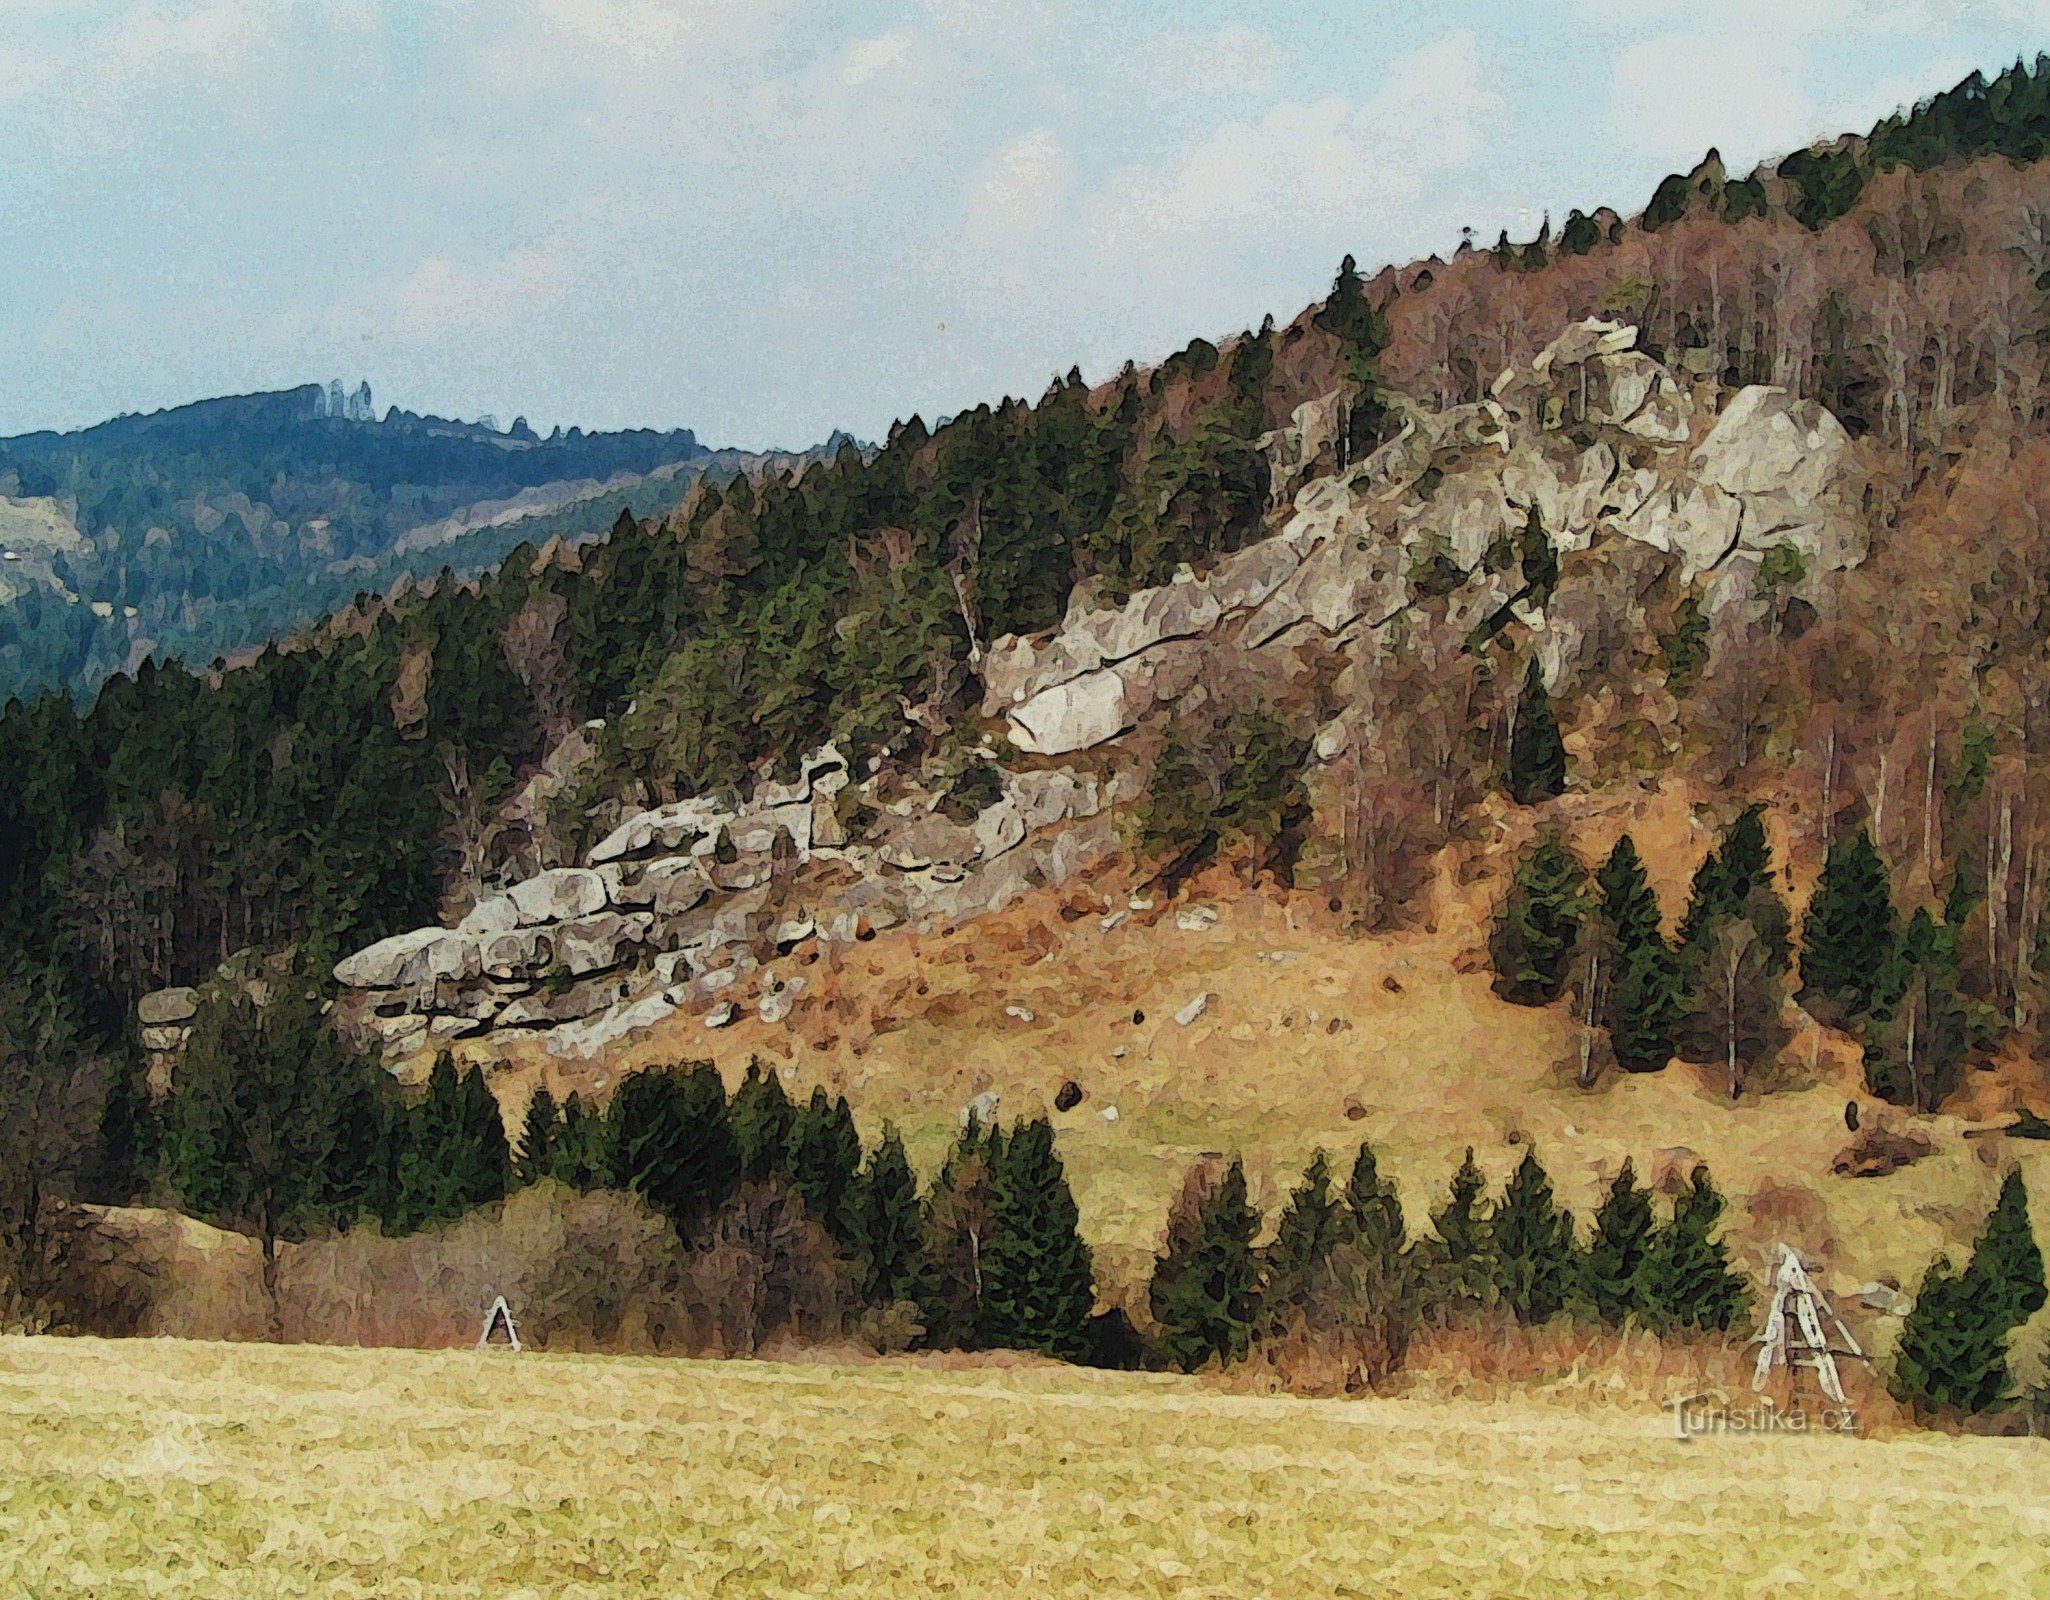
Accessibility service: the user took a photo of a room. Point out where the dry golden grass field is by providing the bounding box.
[5,1334,2049,1599]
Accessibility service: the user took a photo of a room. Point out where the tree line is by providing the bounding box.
[1492,804,1986,1109]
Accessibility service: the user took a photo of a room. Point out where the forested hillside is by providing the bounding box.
[0,386,729,701]
[9,58,2050,1388]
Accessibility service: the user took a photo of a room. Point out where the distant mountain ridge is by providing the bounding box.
[0,384,736,702]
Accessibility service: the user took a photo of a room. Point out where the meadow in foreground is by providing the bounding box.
[3,1334,2047,1599]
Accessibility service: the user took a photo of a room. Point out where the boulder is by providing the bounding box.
[507,867,609,925]
[137,986,199,1026]
[140,1024,189,1053]
[1054,1079,1084,1112]
[544,992,679,1061]
[335,927,479,990]
[1006,670,1132,756]
[1175,992,1212,1026]
[556,912,652,976]
[962,1090,1001,1128]
[457,894,520,935]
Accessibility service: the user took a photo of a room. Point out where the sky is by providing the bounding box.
[0,1,2045,449]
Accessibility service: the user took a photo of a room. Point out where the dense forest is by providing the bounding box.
[7,58,2050,1397]
[0,386,716,700]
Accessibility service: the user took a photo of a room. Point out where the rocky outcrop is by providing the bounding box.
[984,321,1871,756]
[332,746,1118,1063]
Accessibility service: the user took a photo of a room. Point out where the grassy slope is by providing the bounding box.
[3,1333,2046,1598]
[483,782,2050,1347]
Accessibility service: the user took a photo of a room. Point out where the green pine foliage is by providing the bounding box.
[1677,805,1790,975]
[729,1059,797,1183]
[977,1119,1096,1359]
[1595,836,1685,1073]
[547,1092,610,1190]
[1798,829,1897,1024]
[604,1062,736,1235]
[514,1088,561,1188]
[1426,1147,1495,1322]
[786,1086,863,1247]
[1636,1167,1749,1335]
[1895,1170,2047,1415]
[390,1053,510,1233]
[848,1125,934,1311]
[1490,833,1588,1005]
[1262,1149,1344,1318]
[1149,1159,1263,1371]
[1580,1159,1655,1326]
[1864,908,1971,1111]
[1508,659,1567,805]
[1490,1149,1577,1326]
[919,1118,1002,1349]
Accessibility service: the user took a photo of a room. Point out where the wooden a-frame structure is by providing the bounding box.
[478,1294,522,1353]
[1751,1243,1862,1405]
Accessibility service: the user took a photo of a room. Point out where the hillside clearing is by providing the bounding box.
[3,1335,2046,1598]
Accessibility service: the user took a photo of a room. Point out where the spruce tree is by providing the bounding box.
[1678,807,1793,979]
[1262,1149,1344,1317]
[1490,833,1588,1005]
[978,1119,1096,1359]
[1426,1147,1495,1322]
[1581,1158,1655,1326]
[920,1119,1001,1348]
[1889,1253,2008,1414]
[606,1062,737,1235]
[1893,1170,2046,1414]
[456,1062,510,1208]
[1491,1148,1576,1326]
[1798,829,1897,1024]
[1636,1167,1749,1334]
[514,1088,561,1188]
[730,1058,796,1183]
[1960,1169,2047,1331]
[1508,658,1567,805]
[548,1091,609,1190]
[786,1086,863,1247]
[849,1125,934,1310]
[1343,1140,1409,1265]
[1149,1159,1263,1371]
[1595,836,1684,1073]
[1864,913,1970,1111]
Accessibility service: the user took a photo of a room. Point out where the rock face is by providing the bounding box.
[329,319,1878,1071]
[983,320,1871,756]
[332,745,1118,1063]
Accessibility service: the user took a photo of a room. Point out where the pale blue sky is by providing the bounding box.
[0,1,2043,447]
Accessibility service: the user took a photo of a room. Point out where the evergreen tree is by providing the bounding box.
[1490,833,1588,1004]
[730,1058,796,1182]
[848,1125,933,1310]
[1890,1253,2008,1414]
[978,1119,1096,1359]
[548,1091,609,1190]
[1893,1170,2046,1415]
[786,1086,863,1247]
[1262,1149,1343,1317]
[1508,658,1567,805]
[1581,1158,1655,1326]
[84,1049,157,1206]
[1864,911,1970,1111]
[920,1118,1001,1348]
[606,1062,736,1235]
[1636,1167,1749,1334]
[1426,1147,1495,1322]
[1343,1140,1409,1264]
[1798,829,1897,1024]
[1595,836,1685,1073]
[1490,1149,1576,1326]
[514,1088,561,1188]
[1960,1169,2048,1331]
[1149,1159,1263,1371]
[1676,806,1790,973]
[392,1053,509,1232]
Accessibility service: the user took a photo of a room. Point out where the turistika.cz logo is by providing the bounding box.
[1666,1393,1858,1436]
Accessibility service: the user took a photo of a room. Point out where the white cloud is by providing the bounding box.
[386,246,572,342]
[1605,32,1815,171]
[843,31,913,85]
